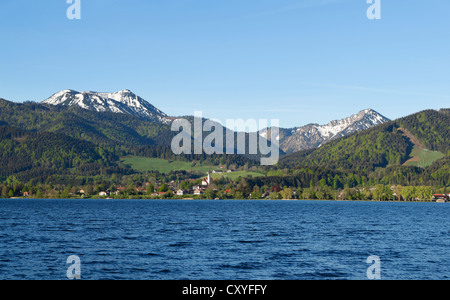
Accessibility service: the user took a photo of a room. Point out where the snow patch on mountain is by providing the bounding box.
[43,89,169,123]
[259,109,390,154]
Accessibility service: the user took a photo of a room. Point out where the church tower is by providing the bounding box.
[202,169,211,186]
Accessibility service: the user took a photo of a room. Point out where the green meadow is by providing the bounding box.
[120,156,266,179]
[405,146,445,168]
[120,156,212,173]
[210,170,265,180]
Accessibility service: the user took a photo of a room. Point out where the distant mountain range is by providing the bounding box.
[259,109,390,154]
[278,108,449,176]
[41,89,389,154]
[0,90,448,186]
[43,89,170,124]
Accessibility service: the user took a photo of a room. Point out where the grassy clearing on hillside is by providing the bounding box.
[120,156,213,173]
[210,171,265,180]
[120,156,266,179]
[405,146,445,168]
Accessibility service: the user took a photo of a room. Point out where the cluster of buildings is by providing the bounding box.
[96,170,219,198]
[176,171,212,196]
[432,194,449,203]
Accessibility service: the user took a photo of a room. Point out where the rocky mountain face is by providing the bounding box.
[43,89,169,123]
[259,109,390,154]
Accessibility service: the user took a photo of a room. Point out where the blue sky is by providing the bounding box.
[0,0,449,128]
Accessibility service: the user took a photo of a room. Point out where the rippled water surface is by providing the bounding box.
[0,199,448,280]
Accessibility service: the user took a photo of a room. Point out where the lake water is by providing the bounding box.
[0,199,448,280]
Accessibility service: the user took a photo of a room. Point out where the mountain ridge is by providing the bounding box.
[259,108,390,154]
[39,90,392,155]
[43,89,170,124]
[0,92,448,188]
[278,108,449,173]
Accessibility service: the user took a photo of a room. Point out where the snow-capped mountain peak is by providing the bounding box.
[315,108,388,139]
[259,109,390,154]
[42,89,169,123]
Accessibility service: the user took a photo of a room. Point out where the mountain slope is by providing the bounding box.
[43,89,169,123]
[0,98,173,147]
[278,109,449,172]
[0,98,262,181]
[396,108,449,154]
[259,109,390,154]
[0,124,126,182]
[1,92,448,187]
[0,99,277,162]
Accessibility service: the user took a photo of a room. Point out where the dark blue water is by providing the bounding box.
[0,199,448,280]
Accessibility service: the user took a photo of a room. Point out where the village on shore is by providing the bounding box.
[3,169,449,203]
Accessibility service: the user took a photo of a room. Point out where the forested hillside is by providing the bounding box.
[0,124,129,182]
[279,109,449,171]
[397,109,449,154]
[0,99,173,147]
[0,98,448,194]
[0,99,262,184]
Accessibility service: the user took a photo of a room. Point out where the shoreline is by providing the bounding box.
[0,197,444,203]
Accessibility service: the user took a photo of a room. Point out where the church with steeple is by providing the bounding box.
[202,169,211,186]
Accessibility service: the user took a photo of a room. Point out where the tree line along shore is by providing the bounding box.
[1,173,446,202]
